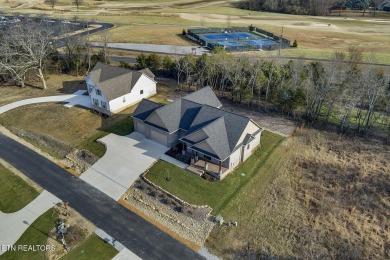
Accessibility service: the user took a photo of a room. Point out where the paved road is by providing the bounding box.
[92,42,209,56]
[0,133,203,260]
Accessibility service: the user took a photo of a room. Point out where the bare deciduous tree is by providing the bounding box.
[73,0,84,12]
[0,23,53,89]
[44,0,58,10]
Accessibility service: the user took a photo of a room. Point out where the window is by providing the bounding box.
[140,90,144,95]
[93,98,98,106]
[96,89,101,96]
[88,85,93,93]
[101,101,107,109]
[123,96,126,103]
[247,144,250,150]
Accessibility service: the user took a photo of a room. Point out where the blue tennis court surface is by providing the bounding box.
[202,32,256,41]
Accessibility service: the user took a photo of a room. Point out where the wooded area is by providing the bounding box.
[133,48,390,139]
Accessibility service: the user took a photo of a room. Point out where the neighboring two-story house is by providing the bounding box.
[86,62,157,116]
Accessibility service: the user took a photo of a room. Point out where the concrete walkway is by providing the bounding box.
[80,132,169,201]
[0,90,91,115]
[0,191,61,255]
[92,42,209,56]
[95,228,142,260]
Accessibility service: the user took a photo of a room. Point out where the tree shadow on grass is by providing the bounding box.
[60,80,87,94]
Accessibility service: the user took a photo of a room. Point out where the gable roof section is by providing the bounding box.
[185,117,231,160]
[183,86,222,108]
[138,68,156,80]
[133,99,163,121]
[88,62,152,101]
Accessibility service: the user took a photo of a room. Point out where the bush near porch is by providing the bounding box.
[145,130,285,215]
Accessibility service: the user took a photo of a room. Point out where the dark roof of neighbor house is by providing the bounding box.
[133,86,262,161]
[138,68,156,80]
[88,62,154,101]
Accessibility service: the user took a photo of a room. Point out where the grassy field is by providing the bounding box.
[61,234,118,260]
[0,163,39,213]
[145,131,285,214]
[0,209,58,260]
[205,128,390,259]
[0,74,86,107]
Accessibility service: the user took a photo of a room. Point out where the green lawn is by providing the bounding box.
[145,130,285,214]
[0,164,39,213]
[60,234,118,260]
[0,209,58,260]
[77,116,134,157]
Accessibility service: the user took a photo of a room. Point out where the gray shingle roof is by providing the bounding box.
[88,62,152,101]
[182,86,222,108]
[133,99,163,121]
[138,68,155,80]
[134,86,261,160]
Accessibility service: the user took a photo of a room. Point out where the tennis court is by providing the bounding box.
[202,32,257,41]
[187,27,290,52]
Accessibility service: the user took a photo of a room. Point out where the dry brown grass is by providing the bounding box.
[0,74,86,107]
[206,128,390,259]
[88,25,193,45]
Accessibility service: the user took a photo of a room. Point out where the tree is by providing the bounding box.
[0,22,54,89]
[292,39,298,48]
[73,0,84,12]
[44,0,57,10]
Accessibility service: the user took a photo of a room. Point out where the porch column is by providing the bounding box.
[219,161,222,174]
[204,160,208,173]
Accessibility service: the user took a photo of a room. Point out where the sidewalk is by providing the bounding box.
[0,190,61,255]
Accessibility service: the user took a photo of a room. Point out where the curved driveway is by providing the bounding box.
[0,90,91,115]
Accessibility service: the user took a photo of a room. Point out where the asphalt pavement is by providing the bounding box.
[0,133,204,260]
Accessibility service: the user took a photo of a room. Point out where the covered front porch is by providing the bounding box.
[187,158,230,179]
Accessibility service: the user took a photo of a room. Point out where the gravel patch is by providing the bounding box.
[122,180,215,247]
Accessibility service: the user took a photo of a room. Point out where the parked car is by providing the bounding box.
[60,20,70,24]
[41,19,55,23]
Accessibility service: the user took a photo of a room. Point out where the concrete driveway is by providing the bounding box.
[80,132,169,201]
[0,90,91,115]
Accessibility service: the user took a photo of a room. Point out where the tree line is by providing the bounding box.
[134,48,389,139]
[237,0,381,16]
[0,21,109,89]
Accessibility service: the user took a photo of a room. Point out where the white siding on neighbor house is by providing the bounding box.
[88,79,110,112]
[109,75,156,113]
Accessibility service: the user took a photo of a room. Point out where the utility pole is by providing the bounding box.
[278,26,284,58]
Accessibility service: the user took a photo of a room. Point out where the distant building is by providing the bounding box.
[86,62,156,116]
[379,0,390,11]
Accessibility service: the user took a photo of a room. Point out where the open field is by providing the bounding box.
[206,127,390,259]
[0,163,39,213]
[145,131,285,215]
[2,1,389,63]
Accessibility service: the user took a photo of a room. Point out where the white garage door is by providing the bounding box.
[150,130,168,147]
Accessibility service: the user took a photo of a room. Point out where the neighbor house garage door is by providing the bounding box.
[136,121,145,134]
[150,130,168,147]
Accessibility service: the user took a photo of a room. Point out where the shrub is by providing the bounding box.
[292,39,298,48]
[182,29,187,35]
